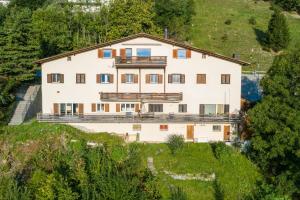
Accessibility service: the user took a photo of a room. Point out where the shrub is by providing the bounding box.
[167,135,184,155]
[221,33,229,42]
[169,186,187,200]
[249,17,257,25]
[224,19,232,25]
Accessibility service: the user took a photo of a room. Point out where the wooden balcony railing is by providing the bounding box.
[115,56,167,67]
[100,92,182,102]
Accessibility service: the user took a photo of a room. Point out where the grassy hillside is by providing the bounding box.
[0,122,261,199]
[190,0,300,71]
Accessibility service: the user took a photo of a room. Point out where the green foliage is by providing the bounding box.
[154,0,195,40]
[248,49,300,198]
[273,0,300,11]
[167,135,184,155]
[266,9,290,52]
[249,16,257,25]
[224,19,232,25]
[169,186,187,200]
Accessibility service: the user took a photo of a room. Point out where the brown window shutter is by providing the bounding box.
[60,74,64,83]
[186,49,191,58]
[79,104,84,115]
[135,104,139,112]
[53,103,59,115]
[199,104,205,115]
[173,49,178,58]
[47,74,52,83]
[96,74,101,83]
[134,74,138,83]
[116,103,120,112]
[105,104,109,112]
[112,49,116,58]
[120,48,126,59]
[91,103,96,112]
[180,74,185,84]
[197,74,206,84]
[168,74,172,83]
[146,74,150,84]
[109,74,114,83]
[98,49,103,58]
[121,74,126,83]
[158,74,163,84]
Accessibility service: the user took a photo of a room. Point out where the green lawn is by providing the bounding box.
[190,0,300,71]
[0,122,261,200]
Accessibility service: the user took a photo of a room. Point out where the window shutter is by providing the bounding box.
[146,74,150,84]
[197,74,206,84]
[96,74,101,83]
[53,103,59,115]
[226,75,231,84]
[224,104,230,114]
[79,104,84,115]
[91,103,96,112]
[98,49,103,58]
[116,103,120,112]
[47,74,52,83]
[134,74,138,83]
[112,49,116,58]
[186,49,191,58]
[158,74,163,84]
[60,74,64,83]
[180,74,185,84]
[105,104,109,112]
[135,104,139,112]
[120,48,126,59]
[199,104,205,115]
[173,49,178,58]
[121,74,126,83]
[168,74,172,83]
[109,74,114,83]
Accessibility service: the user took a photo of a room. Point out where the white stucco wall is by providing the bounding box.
[41,37,242,115]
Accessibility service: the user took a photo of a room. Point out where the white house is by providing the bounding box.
[36,33,249,142]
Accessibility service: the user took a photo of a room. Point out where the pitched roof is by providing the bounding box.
[35,33,250,65]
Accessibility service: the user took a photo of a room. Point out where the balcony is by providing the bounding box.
[100,92,182,102]
[115,56,167,67]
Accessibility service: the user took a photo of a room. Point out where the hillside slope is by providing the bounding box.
[190,0,300,71]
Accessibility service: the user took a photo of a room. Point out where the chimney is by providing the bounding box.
[232,53,240,60]
[164,28,168,39]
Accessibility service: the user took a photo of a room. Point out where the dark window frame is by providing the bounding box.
[221,74,231,84]
[76,73,85,84]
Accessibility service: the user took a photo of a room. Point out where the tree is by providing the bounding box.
[247,49,300,198]
[266,9,290,52]
[273,0,300,11]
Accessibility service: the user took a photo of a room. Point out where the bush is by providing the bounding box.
[169,186,187,200]
[224,19,232,25]
[167,135,184,155]
[249,17,257,25]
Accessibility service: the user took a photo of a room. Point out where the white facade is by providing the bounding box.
[39,33,248,142]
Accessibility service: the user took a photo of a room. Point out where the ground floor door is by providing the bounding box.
[186,125,194,140]
[223,125,230,141]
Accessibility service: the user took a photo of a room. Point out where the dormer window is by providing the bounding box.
[103,49,112,58]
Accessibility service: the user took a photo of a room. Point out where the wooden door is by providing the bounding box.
[224,125,230,141]
[53,103,59,115]
[79,104,84,115]
[186,125,194,140]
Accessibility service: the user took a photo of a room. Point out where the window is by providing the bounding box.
[221,74,231,84]
[197,74,206,84]
[179,104,187,113]
[150,74,158,84]
[217,104,230,115]
[224,104,229,114]
[60,103,66,115]
[126,48,132,58]
[149,104,163,112]
[76,74,85,84]
[103,49,112,58]
[137,48,151,57]
[121,103,135,112]
[60,103,79,115]
[199,104,216,115]
[213,125,221,132]
[168,74,185,84]
[177,49,186,59]
[49,73,63,83]
[133,124,141,131]
[97,103,105,112]
[101,74,110,83]
[160,125,168,131]
[125,74,134,83]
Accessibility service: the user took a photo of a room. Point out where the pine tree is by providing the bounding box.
[266,10,290,52]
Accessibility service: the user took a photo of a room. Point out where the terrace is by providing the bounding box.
[115,56,167,67]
